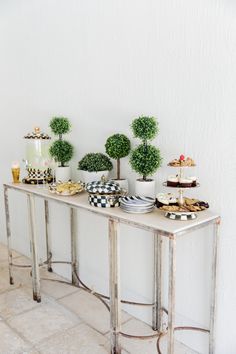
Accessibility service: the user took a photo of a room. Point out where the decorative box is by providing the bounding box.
[86,180,122,208]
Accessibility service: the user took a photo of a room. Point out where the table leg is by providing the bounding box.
[168,235,176,354]
[4,186,14,285]
[153,232,162,331]
[70,208,79,286]
[209,218,220,354]
[44,200,53,272]
[27,194,41,302]
[109,218,121,354]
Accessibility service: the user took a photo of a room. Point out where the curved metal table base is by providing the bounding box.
[3,184,220,354]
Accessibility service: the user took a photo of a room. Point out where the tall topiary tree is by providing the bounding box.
[105,134,131,180]
[49,116,73,167]
[130,116,162,181]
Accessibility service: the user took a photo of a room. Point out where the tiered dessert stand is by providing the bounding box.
[163,162,200,220]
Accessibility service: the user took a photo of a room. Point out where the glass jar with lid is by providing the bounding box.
[23,127,53,184]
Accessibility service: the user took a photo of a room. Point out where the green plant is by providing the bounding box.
[49,140,73,166]
[130,116,162,180]
[49,117,71,138]
[105,134,131,179]
[49,116,73,167]
[130,144,162,179]
[131,116,159,141]
[78,153,113,172]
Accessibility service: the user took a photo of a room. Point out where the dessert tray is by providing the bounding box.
[161,155,208,220]
[120,196,155,214]
[156,194,209,221]
[163,182,200,189]
[168,156,196,167]
[156,194,209,212]
[48,181,84,196]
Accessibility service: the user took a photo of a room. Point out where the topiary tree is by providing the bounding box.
[49,117,71,138]
[130,116,162,180]
[78,153,113,172]
[49,116,73,167]
[105,134,131,180]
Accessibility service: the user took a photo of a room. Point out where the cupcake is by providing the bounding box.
[167,175,179,187]
[156,193,177,207]
[179,177,193,188]
[189,176,197,187]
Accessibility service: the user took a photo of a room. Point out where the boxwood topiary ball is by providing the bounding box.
[105,134,131,160]
[49,117,71,136]
[78,153,113,172]
[49,140,73,165]
[131,116,159,141]
[130,143,162,178]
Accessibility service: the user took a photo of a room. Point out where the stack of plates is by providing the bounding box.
[120,196,155,214]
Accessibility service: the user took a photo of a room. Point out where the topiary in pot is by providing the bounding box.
[130,144,162,180]
[105,134,131,180]
[78,153,113,183]
[130,116,162,197]
[49,116,74,181]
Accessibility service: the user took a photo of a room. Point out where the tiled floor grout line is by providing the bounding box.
[0,244,199,354]
[2,315,41,351]
[33,322,94,351]
[0,291,86,352]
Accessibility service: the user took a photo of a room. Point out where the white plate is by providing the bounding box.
[120,196,155,207]
[120,208,154,214]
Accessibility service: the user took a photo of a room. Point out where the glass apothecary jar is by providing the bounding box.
[23,127,53,184]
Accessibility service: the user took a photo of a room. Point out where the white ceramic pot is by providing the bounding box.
[80,170,109,184]
[112,179,129,193]
[56,166,71,182]
[135,179,156,198]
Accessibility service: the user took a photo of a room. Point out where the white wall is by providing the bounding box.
[0,1,236,353]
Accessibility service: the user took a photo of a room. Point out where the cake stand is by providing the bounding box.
[163,164,199,220]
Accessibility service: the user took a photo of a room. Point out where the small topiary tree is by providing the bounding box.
[130,116,162,181]
[49,116,73,167]
[105,134,131,180]
[78,153,113,172]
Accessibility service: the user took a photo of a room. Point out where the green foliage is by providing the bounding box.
[130,144,162,180]
[131,116,159,141]
[105,134,131,159]
[49,117,71,136]
[49,116,73,167]
[78,153,113,172]
[49,140,73,167]
[130,115,162,180]
[105,134,131,179]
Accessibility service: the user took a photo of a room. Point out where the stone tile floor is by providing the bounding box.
[0,243,199,354]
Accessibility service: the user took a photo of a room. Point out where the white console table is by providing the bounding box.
[3,183,220,354]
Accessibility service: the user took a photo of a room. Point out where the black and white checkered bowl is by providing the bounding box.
[86,180,121,195]
[88,194,120,208]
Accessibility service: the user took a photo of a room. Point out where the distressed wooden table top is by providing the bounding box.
[4,183,220,237]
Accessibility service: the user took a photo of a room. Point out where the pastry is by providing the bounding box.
[167,175,179,187]
[168,155,196,167]
[188,176,197,187]
[49,181,84,195]
[179,177,193,188]
[184,197,199,205]
[156,193,177,207]
[158,197,209,212]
